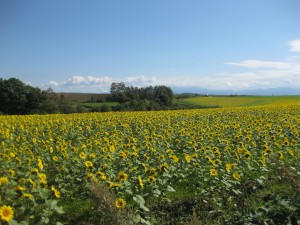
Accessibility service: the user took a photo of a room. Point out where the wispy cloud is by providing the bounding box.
[225,60,290,69]
[125,75,157,86]
[289,39,300,52]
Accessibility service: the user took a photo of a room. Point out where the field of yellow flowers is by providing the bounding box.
[1,104,300,224]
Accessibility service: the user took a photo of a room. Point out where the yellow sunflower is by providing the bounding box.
[147,176,156,183]
[109,182,121,188]
[0,177,8,186]
[85,161,93,168]
[115,198,126,209]
[233,172,241,181]
[137,176,144,189]
[0,205,14,222]
[51,186,61,199]
[118,172,128,181]
[79,152,86,159]
[210,168,218,176]
[159,163,169,172]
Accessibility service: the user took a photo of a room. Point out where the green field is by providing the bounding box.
[177,95,300,108]
[79,101,119,108]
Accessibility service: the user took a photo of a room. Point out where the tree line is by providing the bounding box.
[0,78,77,114]
[0,78,178,115]
[109,82,174,111]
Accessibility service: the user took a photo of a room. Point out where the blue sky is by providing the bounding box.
[1,0,300,94]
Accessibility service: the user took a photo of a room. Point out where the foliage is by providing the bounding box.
[1,103,300,224]
[110,82,174,109]
[0,78,45,114]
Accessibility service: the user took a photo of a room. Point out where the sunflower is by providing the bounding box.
[30,168,39,174]
[38,173,47,181]
[37,158,44,170]
[51,186,61,198]
[225,163,234,173]
[0,205,14,222]
[278,151,284,159]
[8,169,15,177]
[109,182,121,188]
[79,152,86,159]
[233,172,241,181]
[244,151,251,159]
[96,171,107,180]
[185,155,192,163]
[109,145,116,152]
[159,163,169,172]
[118,172,128,181]
[137,176,144,189]
[147,176,156,183]
[85,161,93,168]
[52,156,58,161]
[171,155,179,163]
[0,177,8,186]
[210,168,218,176]
[213,159,221,166]
[14,185,26,192]
[22,193,33,199]
[115,198,126,209]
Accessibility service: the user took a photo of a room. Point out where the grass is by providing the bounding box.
[177,95,300,108]
[78,102,119,108]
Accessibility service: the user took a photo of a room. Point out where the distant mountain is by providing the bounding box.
[171,86,300,96]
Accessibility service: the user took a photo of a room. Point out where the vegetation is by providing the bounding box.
[1,103,300,224]
[178,95,300,108]
[0,78,215,115]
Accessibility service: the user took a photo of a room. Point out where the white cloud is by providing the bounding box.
[226,60,290,69]
[48,75,113,92]
[289,39,300,52]
[65,76,87,85]
[125,75,157,86]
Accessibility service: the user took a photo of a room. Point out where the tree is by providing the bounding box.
[0,78,44,114]
[39,88,59,114]
[153,85,173,106]
[110,82,128,103]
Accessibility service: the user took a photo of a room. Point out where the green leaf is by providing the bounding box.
[140,204,150,212]
[167,185,175,192]
[8,220,19,225]
[35,198,46,205]
[140,217,151,224]
[33,215,42,224]
[55,206,65,214]
[48,200,58,209]
[133,214,141,223]
[133,194,145,205]
[153,189,161,197]
[232,189,242,195]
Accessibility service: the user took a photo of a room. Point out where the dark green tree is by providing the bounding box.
[110,82,128,103]
[153,85,173,106]
[39,88,59,114]
[0,78,44,114]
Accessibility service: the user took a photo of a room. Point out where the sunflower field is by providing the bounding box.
[1,104,300,224]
